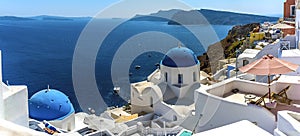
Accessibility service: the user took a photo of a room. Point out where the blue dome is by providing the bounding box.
[29,89,74,121]
[161,47,199,67]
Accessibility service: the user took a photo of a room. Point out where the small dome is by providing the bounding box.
[29,89,74,121]
[161,47,199,67]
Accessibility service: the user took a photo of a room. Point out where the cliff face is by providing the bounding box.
[129,9,278,25]
[168,9,278,25]
[198,23,261,74]
[130,9,181,22]
[222,23,260,57]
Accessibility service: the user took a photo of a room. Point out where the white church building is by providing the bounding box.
[130,46,201,125]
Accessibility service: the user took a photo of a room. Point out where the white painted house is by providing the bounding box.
[237,49,260,68]
[0,51,29,127]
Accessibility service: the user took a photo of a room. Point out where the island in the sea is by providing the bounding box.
[130,9,278,25]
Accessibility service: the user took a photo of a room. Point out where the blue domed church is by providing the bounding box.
[160,46,200,100]
[161,46,199,68]
[29,88,75,131]
[130,46,201,124]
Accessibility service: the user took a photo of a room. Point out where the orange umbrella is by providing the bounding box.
[239,54,299,100]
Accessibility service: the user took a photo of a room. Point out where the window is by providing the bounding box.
[165,72,168,82]
[178,74,183,84]
[150,97,153,108]
[291,5,296,17]
[67,122,72,131]
[280,41,290,50]
[173,115,177,121]
[193,72,197,82]
[243,60,249,66]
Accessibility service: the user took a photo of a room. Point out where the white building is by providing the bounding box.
[0,51,29,127]
[130,46,200,126]
[237,49,260,68]
[280,49,300,76]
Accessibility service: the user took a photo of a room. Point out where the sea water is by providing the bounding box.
[0,19,232,112]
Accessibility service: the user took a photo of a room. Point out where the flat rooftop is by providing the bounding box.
[281,49,300,58]
[204,77,300,116]
[238,49,260,59]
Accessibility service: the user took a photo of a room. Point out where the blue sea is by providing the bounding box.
[0,19,232,113]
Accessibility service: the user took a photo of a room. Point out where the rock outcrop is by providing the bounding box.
[168,9,278,25]
[198,23,261,74]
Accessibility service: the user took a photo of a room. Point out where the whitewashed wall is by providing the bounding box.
[131,84,162,114]
[276,111,300,136]
[160,64,200,99]
[194,89,276,133]
[3,86,28,127]
[280,56,300,76]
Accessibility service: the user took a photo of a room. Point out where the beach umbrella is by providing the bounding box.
[239,54,298,100]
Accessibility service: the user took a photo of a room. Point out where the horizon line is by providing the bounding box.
[0,8,283,18]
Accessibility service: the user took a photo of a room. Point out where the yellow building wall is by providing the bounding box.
[249,32,265,43]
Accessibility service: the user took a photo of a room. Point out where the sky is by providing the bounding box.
[0,0,285,18]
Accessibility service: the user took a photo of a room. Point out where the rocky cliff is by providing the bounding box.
[198,23,261,74]
[168,9,278,25]
[130,9,278,25]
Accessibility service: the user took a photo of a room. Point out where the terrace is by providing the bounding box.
[204,75,300,116]
[193,75,300,132]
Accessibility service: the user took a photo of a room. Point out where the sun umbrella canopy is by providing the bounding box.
[239,54,298,75]
[239,54,299,102]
